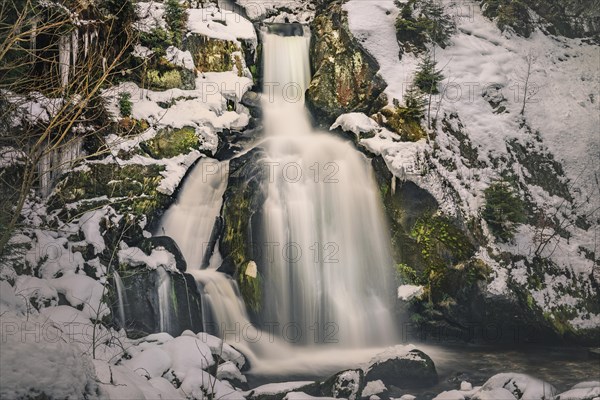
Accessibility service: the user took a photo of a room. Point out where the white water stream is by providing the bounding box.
[259,32,396,347]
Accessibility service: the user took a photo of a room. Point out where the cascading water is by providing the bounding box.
[157,267,173,333]
[159,26,398,373]
[159,158,253,337]
[159,158,230,269]
[258,31,397,347]
[113,270,127,327]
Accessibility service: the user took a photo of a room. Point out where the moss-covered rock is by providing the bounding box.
[185,35,240,72]
[146,67,195,91]
[372,156,438,270]
[219,148,269,309]
[48,163,170,226]
[306,0,387,125]
[379,105,427,142]
[141,126,201,159]
[237,261,261,312]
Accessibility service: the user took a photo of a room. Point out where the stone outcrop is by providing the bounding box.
[306,0,388,125]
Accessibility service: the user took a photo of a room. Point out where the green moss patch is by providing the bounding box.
[49,163,169,222]
[142,126,200,159]
[185,36,239,72]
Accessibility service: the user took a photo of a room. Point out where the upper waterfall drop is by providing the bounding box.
[258,30,397,347]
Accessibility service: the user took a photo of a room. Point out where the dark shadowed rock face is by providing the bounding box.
[218,147,269,277]
[306,0,388,125]
[116,269,203,338]
[365,349,438,389]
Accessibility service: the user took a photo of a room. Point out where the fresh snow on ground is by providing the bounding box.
[187,5,257,46]
[344,0,418,104]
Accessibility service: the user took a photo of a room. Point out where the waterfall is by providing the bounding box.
[259,31,397,347]
[159,158,253,338]
[159,158,229,269]
[157,267,173,333]
[113,271,127,328]
[158,27,398,372]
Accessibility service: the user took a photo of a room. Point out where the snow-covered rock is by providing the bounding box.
[397,284,425,301]
[365,346,437,389]
[479,373,557,400]
[555,381,600,400]
[362,380,387,397]
[330,113,380,139]
[0,313,97,400]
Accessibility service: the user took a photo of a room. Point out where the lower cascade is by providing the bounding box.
[160,28,397,367]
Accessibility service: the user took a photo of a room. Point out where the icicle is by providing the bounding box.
[71,29,79,65]
[31,19,37,56]
[391,175,397,196]
[58,35,70,88]
[84,30,89,58]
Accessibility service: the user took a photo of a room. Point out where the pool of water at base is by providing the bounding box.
[245,343,600,398]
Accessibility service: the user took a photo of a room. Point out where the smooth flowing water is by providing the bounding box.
[157,266,173,333]
[113,270,127,327]
[159,158,246,337]
[259,32,397,347]
[159,158,229,269]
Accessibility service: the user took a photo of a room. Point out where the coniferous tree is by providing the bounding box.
[414,55,444,95]
[399,85,426,121]
[483,180,527,242]
[165,0,187,47]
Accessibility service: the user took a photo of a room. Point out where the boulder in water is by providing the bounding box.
[365,347,437,389]
[320,369,364,400]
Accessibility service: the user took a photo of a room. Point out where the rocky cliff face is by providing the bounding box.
[306,0,388,125]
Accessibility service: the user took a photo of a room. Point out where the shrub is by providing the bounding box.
[410,214,474,303]
[118,92,132,117]
[139,28,173,56]
[483,180,527,242]
[402,85,426,120]
[381,91,426,142]
[165,0,188,47]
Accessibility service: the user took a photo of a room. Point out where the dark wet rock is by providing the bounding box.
[117,269,203,338]
[371,155,438,269]
[241,91,263,118]
[365,349,438,389]
[219,147,269,277]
